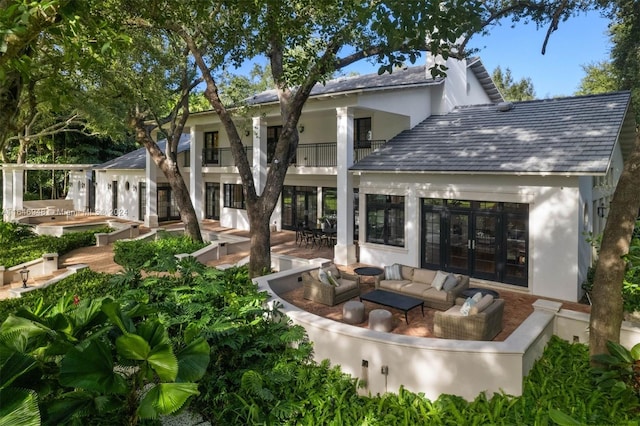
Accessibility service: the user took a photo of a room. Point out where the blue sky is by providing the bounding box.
[467,11,612,98]
[341,10,612,99]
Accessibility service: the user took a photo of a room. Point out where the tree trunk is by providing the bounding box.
[590,131,640,359]
[152,154,203,243]
[248,210,272,277]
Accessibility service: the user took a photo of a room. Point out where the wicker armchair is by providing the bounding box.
[301,266,361,306]
[434,298,505,341]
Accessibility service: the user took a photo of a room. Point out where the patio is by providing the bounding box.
[1,216,591,339]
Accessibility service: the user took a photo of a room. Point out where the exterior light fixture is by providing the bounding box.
[597,203,607,218]
[298,125,304,133]
[20,267,29,288]
[245,130,251,137]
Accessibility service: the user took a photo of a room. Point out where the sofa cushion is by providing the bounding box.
[443,305,465,316]
[413,268,436,284]
[470,294,494,315]
[401,265,415,280]
[384,264,403,280]
[442,273,459,291]
[335,279,357,295]
[432,270,448,290]
[400,282,430,298]
[422,286,449,302]
[379,279,412,292]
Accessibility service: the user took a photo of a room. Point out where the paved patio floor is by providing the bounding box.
[1,217,591,341]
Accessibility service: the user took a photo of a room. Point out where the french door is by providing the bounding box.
[205,182,220,219]
[281,185,317,230]
[157,186,180,221]
[421,199,528,287]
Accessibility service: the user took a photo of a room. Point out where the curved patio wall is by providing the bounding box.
[254,265,559,401]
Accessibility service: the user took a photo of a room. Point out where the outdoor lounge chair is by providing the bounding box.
[301,265,361,306]
[433,297,505,341]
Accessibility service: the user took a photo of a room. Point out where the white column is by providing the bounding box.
[2,169,14,220]
[12,169,24,212]
[252,116,267,195]
[190,126,204,220]
[334,107,357,265]
[145,150,159,228]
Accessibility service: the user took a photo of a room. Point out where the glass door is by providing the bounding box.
[447,212,470,274]
[472,213,499,280]
[205,182,220,219]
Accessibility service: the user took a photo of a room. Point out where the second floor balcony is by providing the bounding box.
[199,140,386,168]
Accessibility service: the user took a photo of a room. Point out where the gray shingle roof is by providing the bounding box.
[95,135,191,170]
[351,91,632,175]
[244,59,502,105]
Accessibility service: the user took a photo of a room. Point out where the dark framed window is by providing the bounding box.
[223,183,245,209]
[267,125,282,164]
[354,117,372,148]
[183,149,190,167]
[366,194,404,247]
[204,131,219,164]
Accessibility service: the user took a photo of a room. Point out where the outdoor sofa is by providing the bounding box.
[374,264,469,310]
[302,265,361,306]
[433,296,505,341]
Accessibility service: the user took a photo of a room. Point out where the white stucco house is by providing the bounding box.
[44,55,635,302]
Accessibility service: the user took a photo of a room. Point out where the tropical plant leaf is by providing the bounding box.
[548,407,582,425]
[606,341,634,363]
[116,333,151,361]
[176,337,210,383]
[44,391,94,425]
[59,340,127,394]
[0,388,40,426]
[0,351,37,389]
[137,320,170,348]
[0,313,54,341]
[101,300,134,333]
[630,343,640,360]
[148,343,179,382]
[137,383,199,419]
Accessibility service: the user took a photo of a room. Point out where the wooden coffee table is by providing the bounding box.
[360,289,424,324]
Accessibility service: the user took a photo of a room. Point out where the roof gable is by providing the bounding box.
[96,135,191,170]
[351,91,632,175]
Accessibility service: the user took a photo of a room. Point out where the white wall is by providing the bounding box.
[357,173,584,302]
[66,170,91,211]
[94,170,146,220]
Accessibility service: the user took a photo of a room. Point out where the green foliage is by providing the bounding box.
[492,66,536,101]
[0,268,115,324]
[0,294,210,425]
[583,219,640,312]
[0,226,112,268]
[113,233,208,271]
[593,340,640,403]
[0,221,34,243]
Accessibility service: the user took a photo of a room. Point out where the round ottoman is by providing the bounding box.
[368,309,393,332]
[343,301,365,324]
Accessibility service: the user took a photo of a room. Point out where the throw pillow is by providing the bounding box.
[442,273,459,291]
[326,264,341,279]
[470,294,494,315]
[317,268,331,286]
[459,297,476,316]
[384,264,403,280]
[472,292,483,303]
[326,270,340,287]
[432,270,448,291]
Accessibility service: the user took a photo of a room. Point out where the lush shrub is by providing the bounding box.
[0,268,116,323]
[583,218,640,313]
[113,232,208,271]
[0,226,112,268]
[0,221,34,243]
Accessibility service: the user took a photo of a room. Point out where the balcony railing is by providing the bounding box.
[201,140,385,168]
[203,146,253,167]
[295,140,386,167]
